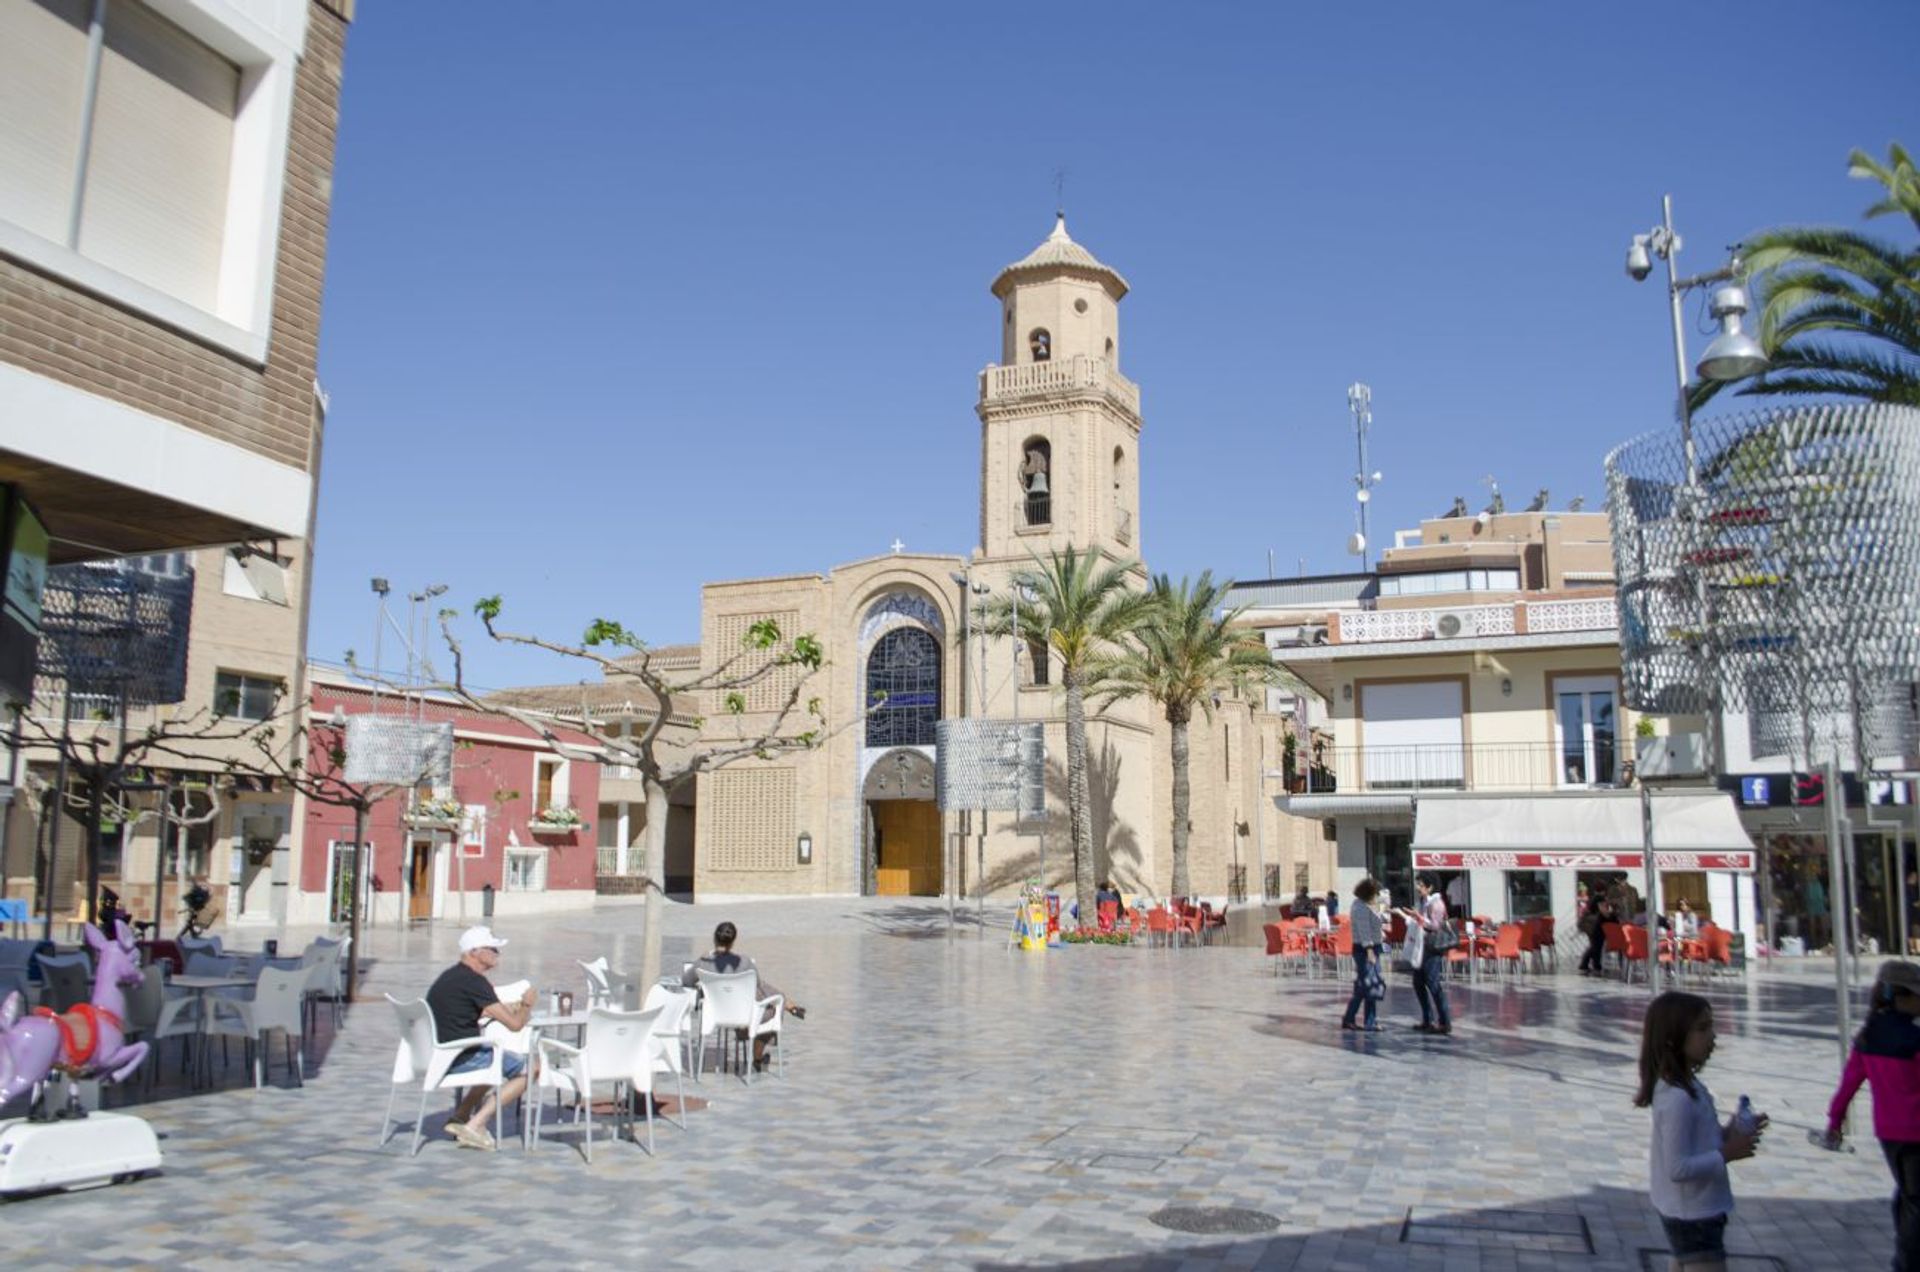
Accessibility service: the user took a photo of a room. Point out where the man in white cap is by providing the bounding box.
[426,925,535,1150]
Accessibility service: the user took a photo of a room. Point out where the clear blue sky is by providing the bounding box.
[311,1,1919,689]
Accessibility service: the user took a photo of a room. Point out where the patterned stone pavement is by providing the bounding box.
[0,898,1899,1270]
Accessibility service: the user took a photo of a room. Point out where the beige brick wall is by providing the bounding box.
[0,1,348,473]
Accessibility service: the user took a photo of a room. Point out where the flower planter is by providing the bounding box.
[404,815,460,831]
[529,820,586,836]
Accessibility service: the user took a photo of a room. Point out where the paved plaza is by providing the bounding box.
[1,898,1901,1269]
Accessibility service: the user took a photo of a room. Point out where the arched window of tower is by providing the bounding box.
[1020,437,1051,526]
[1105,336,1114,359]
[1029,328,1051,362]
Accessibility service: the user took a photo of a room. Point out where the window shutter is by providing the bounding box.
[77,0,238,309]
[1360,681,1465,786]
[0,0,91,241]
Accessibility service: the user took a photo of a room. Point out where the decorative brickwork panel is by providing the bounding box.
[708,610,803,713]
[706,768,795,872]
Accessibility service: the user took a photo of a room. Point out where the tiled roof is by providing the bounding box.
[991,215,1128,299]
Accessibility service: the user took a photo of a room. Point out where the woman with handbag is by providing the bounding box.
[1340,877,1387,1032]
[1401,873,1455,1036]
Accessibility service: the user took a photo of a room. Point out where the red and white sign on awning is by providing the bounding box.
[1413,850,1755,872]
[1410,793,1756,874]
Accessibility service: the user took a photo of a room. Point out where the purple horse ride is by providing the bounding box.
[0,920,150,1108]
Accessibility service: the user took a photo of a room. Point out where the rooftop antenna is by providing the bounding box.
[1052,165,1069,218]
[1347,383,1382,566]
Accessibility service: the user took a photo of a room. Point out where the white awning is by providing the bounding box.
[1411,792,1755,872]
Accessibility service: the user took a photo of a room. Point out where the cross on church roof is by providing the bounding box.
[890,538,904,554]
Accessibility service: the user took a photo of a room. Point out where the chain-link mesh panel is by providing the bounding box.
[343,715,454,786]
[936,719,1045,820]
[36,562,193,705]
[1607,402,1920,758]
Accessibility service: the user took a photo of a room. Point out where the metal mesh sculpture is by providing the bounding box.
[935,719,1045,822]
[36,562,193,706]
[1607,402,1920,764]
[342,714,453,787]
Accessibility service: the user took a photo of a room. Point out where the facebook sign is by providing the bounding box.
[1739,776,1771,807]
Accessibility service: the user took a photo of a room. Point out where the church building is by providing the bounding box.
[680,217,1320,903]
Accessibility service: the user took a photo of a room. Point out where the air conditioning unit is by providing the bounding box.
[1433,610,1478,639]
[1636,732,1708,780]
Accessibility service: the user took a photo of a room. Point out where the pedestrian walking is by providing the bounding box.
[1636,990,1767,1271]
[1399,873,1455,1036]
[1580,895,1617,976]
[1823,961,1920,1270]
[1339,877,1385,1033]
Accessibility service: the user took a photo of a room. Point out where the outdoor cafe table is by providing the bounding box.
[168,973,255,1088]
[519,1010,592,1147]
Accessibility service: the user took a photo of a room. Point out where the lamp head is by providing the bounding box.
[1625,235,1653,281]
[1696,283,1768,381]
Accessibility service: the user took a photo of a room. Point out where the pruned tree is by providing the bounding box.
[387,596,837,987]
[16,695,284,940]
[224,712,440,1001]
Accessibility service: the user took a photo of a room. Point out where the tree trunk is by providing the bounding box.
[637,778,671,988]
[1064,664,1096,919]
[1168,705,1191,898]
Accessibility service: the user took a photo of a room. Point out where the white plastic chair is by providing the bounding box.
[640,983,695,1119]
[579,957,611,1008]
[208,966,308,1088]
[694,968,783,1084]
[530,1005,665,1160]
[380,995,506,1155]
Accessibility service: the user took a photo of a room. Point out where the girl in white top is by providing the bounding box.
[1634,991,1767,1270]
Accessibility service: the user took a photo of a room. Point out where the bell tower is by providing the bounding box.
[976,215,1142,563]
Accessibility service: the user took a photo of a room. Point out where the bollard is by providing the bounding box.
[482,882,494,918]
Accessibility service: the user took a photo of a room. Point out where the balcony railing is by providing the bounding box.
[1289,742,1625,796]
[1333,597,1618,645]
[980,355,1141,417]
[1023,493,1051,526]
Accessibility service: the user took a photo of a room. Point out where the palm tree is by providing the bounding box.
[1091,572,1279,897]
[1694,143,1919,410]
[983,546,1157,918]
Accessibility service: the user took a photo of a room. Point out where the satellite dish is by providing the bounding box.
[1355,489,1371,504]
[1347,532,1366,555]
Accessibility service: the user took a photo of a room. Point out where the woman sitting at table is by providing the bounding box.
[1674,898,1700,939]
[683,921,807,1072]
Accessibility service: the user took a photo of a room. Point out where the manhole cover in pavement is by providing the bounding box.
[1149,1206,1281,1235]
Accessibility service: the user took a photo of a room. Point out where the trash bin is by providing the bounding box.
[482,883,495,919]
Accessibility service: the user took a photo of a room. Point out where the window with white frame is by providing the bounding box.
[1555,675,1620,787]
[504,847,547,892]
[221,547,288,604]
[533,754,568,817]
[1360,680,1465,788]
[1378,568,1521,598]
[0,0,307,359]
[213,669,279,720]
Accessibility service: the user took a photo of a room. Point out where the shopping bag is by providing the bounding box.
[1363,958,1387,1001]
[1397,922,1425,970]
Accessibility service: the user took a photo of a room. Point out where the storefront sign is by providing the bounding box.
[1412,850,1755,872]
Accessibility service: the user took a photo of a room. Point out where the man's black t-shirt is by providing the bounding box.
[425,962,497,1044]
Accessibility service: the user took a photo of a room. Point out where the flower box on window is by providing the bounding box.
[529,804,586,835]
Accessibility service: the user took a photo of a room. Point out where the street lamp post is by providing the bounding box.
[1624,196,1768,994]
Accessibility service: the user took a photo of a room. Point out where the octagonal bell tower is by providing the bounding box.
[977,215,1142,562]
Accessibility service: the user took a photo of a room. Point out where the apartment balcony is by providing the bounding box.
[1287,742,1626,801]
[1330,596,1618,646]
[979,355,1140,418]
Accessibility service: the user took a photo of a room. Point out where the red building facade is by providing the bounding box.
[298,671,601,925]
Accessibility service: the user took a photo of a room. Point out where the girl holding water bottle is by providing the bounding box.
[1635,991,1767,1271]
[1823,960,1920,1269]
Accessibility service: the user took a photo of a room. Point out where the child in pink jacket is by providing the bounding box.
[1826,960,1920,1270]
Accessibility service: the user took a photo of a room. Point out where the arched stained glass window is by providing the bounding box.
[865,627,941,747]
